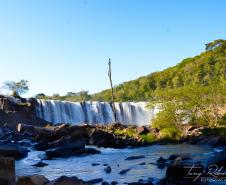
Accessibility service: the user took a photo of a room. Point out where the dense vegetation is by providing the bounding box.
[40,40,226,103]
[92,39,226,101]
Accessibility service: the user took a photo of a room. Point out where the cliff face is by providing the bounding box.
[0,95,47,128]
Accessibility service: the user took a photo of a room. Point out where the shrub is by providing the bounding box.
[140,133,156,144]
[114,128,136,138]
[218,114,226,125]
[159,127,182,141]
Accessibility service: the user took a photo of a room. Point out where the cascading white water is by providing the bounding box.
[36,100,158,125]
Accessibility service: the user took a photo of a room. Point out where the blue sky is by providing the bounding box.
[0,0,226,97]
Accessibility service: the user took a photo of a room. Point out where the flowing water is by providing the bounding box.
[36,100,158,125]
[16,144,216,184]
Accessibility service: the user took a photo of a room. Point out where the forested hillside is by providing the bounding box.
[37,40,226,102]
[92,40,226,101]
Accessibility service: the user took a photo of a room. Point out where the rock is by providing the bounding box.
[46,147,100,159]
[166,157,206,185]
[156,157,167,169]
[139,162,146,165]
[0,96,47,128]
[128,178,153,185]
[104,166,112,174]
[0,144,28,159]
[168,153,191,161]
[128,182,153,185]
[136,126,150,135]
[92,163,100,166]
[111,181,118,185]
[86,178,103,184]
[196,136,220,146]
[16,175,49,185]
[108,122,125,130]
[46,176,90,185]
[119,168,131,175]
[89,129,116,148]
[125,155,145,160]
[157,157,167,163]
[0,156,15,185]
[0,97,17,112]
[32,161,48,167]
[102,182,110,185]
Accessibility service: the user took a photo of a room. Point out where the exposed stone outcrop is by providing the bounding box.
[16,175,49,185]
[0,156,15,185]
[46,176,91,185]
[0,144,28,160]
[0,95,47,128]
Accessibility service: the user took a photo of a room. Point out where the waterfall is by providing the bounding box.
[36,100,158,125]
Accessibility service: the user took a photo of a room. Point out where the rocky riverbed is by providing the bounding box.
[0,122,225,185]
[0,95,225,184]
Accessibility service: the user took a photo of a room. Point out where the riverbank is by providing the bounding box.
[0,95,225,184]
[0,123,225,184]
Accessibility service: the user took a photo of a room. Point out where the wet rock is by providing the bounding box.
[166,157,206,185]
[157,157,167,163]
[128,182,153,185]
[168,153,191,161]
[92,163,100,166]
[46,147,100,159]
[102,182,110,185]
[111,181,118,185]
[104,166,112,174]
[125,155,145,160]
[86,178,103,184]
[0,156,15,185]
[156,157,167,169]
[0,144,28,159]
[119,168,131,175]
[139,162,146,165]
[16,175,49,185]
[32,161,48,167]
[46,176,90,185]
[18,139,32,147]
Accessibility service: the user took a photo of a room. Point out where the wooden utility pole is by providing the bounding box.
[108,58,117,123]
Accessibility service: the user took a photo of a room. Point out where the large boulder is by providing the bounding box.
[46,145,100,159]
[0,144,28,159]
[0,97,18,112]
[16,175,49,185]
[89,129,117,148]
[46,176,91,185]
[0,156,15,185]
[166,157,206,185]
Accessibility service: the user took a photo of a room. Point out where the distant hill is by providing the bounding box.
[91,39,226,101]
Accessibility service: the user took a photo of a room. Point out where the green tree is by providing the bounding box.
[2,80,29,97]
[152,82,226,127]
